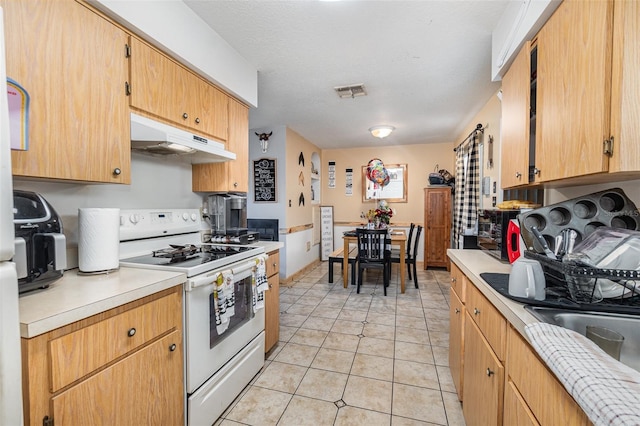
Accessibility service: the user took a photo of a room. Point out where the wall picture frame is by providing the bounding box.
[362,163,408,203]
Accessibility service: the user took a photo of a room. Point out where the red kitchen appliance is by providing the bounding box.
[506,219,524,264]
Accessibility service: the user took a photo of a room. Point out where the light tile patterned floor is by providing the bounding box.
[215,262,466,426]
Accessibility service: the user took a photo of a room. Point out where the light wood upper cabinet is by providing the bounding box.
[500,0,640,187]
[500,42,531,189]
[129,36,228,142]
[534,0,613,182]
[192,98,249,192]
[608,0,640,174]
[3,0,130,183]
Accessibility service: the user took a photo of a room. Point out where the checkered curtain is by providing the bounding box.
[452,131,480,248]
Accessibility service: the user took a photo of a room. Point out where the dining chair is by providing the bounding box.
[355,228,391,296]
[390,224,422,288]
[390,223,415,260]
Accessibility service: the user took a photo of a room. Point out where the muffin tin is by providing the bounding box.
[518,188,640,255]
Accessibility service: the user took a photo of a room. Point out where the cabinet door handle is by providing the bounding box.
[182,112,188,120]
[454,308,460,314]
[451,277,456,283]
[515,172,522,179]
[127,328,136,337]
[233,182,238,187]
[473,308,480,315]
[195,117,200,124]
[486,368,494,377]
[169,343,177,352]
[268,284,273,289]
[272,263,277,268]
[533,167,541,176]
[113,168,122,176]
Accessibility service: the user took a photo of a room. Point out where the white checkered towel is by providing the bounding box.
[525,322,640,426]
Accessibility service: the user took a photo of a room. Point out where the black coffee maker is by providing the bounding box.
[13,190,66,293]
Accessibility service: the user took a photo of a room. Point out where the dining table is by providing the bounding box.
[343,228,407,293]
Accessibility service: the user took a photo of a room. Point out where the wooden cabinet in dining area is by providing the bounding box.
[423,187,451,269]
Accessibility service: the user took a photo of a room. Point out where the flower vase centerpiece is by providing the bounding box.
[362,200,393,229]
[374,200,393,229]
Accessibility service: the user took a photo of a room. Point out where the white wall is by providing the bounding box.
[546,180,640,207]
[13,153,204,267]
[247,125,289,277]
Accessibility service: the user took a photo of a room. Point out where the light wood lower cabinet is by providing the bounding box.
[449,287,464,401]
[50,331,183,425]
[449,261,591,425]
[264,250,280,352]
[504,380,540,426]
[21,286,184,426]
[463,314,505,426]
[462,285,505,426]
[506,327,590,425]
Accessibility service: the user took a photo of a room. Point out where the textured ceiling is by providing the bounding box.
[184,0,509,149]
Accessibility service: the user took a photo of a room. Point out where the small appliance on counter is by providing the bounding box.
[477,209,520,261]
[207,193,250,236]
[13,190,66,293]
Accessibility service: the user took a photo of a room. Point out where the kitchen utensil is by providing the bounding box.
[508,257,546,300]
[586,325,624,360]
[531,226,556,260]
[566,229,577,254]
[554,233,563,257]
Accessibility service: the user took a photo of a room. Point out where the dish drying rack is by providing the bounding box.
[524,251,640,306]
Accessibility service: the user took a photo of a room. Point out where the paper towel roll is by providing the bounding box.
[78,208,120,273]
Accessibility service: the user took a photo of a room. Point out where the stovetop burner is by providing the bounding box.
[153,244,202,262]
[120,243,264,277]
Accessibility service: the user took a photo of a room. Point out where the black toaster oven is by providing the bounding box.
[477,209,520,261]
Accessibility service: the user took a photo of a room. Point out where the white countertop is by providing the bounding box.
[19,242,283,339]
[19,267,186,339]
[252,241,284,253]
[447,249,539,338]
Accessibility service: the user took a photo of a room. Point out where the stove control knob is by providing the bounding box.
[182,212,189,221]
[129,214,139,224]
[190,213,198,222]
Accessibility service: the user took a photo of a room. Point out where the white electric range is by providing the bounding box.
[118,209,266,426]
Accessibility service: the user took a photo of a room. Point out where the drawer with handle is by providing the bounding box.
[48,289,181,391]
[466,283,506,361]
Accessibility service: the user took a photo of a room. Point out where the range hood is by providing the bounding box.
[130,113,236,164]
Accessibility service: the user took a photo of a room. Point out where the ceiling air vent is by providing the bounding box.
[334,84,367,99]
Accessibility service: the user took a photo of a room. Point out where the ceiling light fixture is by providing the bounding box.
[369,125,395,139]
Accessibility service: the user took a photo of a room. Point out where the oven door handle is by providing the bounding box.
[232,260,256,276]
[188,271,221,290]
